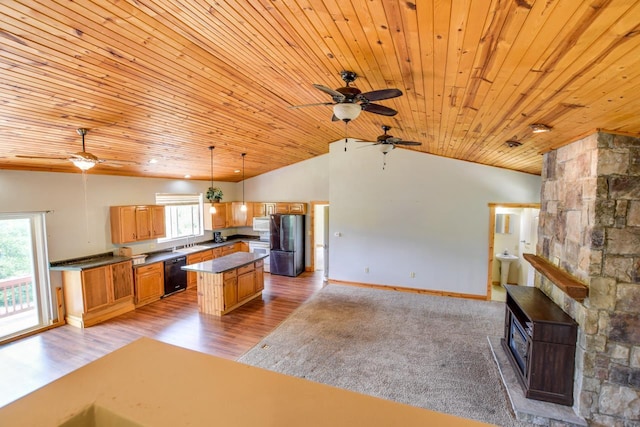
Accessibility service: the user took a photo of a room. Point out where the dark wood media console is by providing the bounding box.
[502,285,578,406]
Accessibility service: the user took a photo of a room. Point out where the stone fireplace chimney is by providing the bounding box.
[536,132,640,424]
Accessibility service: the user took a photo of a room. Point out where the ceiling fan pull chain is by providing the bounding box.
[383,152,387,170]
[344,120,349,151]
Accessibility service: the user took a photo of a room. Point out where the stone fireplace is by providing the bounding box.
[536,132,640,425]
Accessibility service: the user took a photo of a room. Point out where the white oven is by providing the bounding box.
[252,216,270,232]
[249,240,270,273]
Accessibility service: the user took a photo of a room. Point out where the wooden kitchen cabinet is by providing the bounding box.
[110,205,166,243]
[204,203,228,230]
[274,202,307,214]
[222,270,238,309]
[221,242,242,256]
[186,249,214,289]
[237,264,255,300]
[62,260,135,328]
[134,262,164,307]
[253,202,276,217]
[254,259,264,292]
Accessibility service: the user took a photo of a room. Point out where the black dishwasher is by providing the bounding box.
[163,256,187,297]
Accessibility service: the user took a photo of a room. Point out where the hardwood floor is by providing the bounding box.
[0,271,325,408]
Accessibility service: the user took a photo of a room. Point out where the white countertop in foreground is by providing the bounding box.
[0,338,492,426]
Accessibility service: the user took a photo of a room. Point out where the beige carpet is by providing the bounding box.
[238,284,534,427]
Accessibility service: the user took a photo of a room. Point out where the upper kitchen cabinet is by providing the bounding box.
[203,202,228,230]
[110,205,166,244]
[253,202,276,217]
[229,202,253,227]
[275,202,307,215]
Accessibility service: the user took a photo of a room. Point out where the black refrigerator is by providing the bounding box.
[270,214,305,277]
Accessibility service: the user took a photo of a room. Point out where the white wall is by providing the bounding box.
[0,170,237,261]
[2,143,538,297]
[328,140,541,296]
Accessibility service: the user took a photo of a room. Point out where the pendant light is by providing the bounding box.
[240,153,247,212]
[208,146,216,214]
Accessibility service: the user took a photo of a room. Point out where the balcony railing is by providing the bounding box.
[0,275,34,317]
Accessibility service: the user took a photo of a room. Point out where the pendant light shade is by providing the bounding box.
[208,146,216,214]
[240,153,247,212]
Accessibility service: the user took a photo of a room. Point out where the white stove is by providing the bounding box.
[249,236,270,273]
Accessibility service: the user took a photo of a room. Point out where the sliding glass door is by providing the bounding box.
[0,213,52,341]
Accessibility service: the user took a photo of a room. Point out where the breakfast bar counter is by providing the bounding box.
[0,338,492,426]
[183,252,268,316]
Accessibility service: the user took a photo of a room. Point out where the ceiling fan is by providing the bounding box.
[357,125,422,169]
[16,128,129,171]
[290,71,403,122]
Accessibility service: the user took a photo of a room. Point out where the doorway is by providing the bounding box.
[0,212,53,342]
[486,203,540,301]
[309,201,329,279]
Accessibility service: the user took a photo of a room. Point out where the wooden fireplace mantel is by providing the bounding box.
[523,254,589,302]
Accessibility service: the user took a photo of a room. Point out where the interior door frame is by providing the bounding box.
[486,202,541,300]
[308,201,329,273]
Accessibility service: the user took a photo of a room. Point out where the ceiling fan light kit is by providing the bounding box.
[71,158,96,171]
[333,103,361,121]
[292,70,402,123]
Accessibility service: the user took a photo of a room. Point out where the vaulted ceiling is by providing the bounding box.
[1,0,639,182]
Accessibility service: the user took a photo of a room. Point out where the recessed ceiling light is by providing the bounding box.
[184,174,191,179]
[529,123,551,133]
[234,169,241,173]
[148,158,158,164]
[505,140,522,148]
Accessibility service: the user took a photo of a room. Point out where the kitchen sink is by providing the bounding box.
[172,245,211,254]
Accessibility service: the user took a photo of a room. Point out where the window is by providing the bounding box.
[156,193,203,242]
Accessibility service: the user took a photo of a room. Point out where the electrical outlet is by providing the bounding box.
[410,272,416,278]
[364,267,369,273]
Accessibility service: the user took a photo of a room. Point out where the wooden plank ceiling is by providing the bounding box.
[1,0,639,182]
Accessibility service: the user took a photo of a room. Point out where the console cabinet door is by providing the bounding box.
[237,263,255,300]
[254,261,264,292]
[81,266,111,313]
[111,261,134,302]
[223,271,238,309]
[135,262,164,305]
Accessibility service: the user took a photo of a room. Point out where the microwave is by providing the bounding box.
[252,216,270,232]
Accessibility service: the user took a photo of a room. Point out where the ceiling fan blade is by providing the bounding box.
[356,142,380,149]
[289,102,335,109]
[394,141,422,146]
[360,88,403,102]
[16,154,69,160]
[313,84,345,99]
[362,103,398,116]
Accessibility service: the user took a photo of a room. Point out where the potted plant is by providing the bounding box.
[206,187,223,203]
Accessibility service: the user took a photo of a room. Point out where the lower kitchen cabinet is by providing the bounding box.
[187,249,214,289]
[62,260,135,328]
[134,262,164,307]
[222,270,238,309]
[192,257,265,316]
[221,242,242,257]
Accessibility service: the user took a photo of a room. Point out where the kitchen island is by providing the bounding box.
[183,252,268,316]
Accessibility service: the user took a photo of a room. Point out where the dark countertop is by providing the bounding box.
[49,235,260,271]
[49,252,132,271]
[182,252,268,274]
